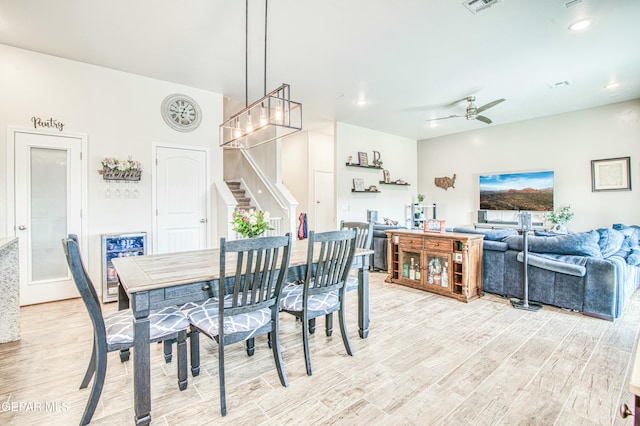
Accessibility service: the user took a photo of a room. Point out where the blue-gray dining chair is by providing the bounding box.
[186,233,292,416]
[279,229,357,376]
[62,236,190,425]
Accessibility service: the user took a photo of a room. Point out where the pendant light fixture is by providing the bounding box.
[219,0,302,149]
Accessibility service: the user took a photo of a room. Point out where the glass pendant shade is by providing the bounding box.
[220,84,302,149]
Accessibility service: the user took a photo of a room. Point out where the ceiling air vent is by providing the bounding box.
[462,0,500,14]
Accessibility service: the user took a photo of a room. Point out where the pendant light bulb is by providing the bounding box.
[246,111,254,133]
[275,100,283,122]
[234,117,242,138]
[260,104,268,126]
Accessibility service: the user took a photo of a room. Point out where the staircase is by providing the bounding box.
[226,181,254,211]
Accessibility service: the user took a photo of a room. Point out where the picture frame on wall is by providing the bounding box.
[358,152,368,166]
[591,156,631,192]
[353,178,365,192]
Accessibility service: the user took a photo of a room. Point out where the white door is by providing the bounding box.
[314,170,335,232]
[155,146,209,253]
[12,130,85,305]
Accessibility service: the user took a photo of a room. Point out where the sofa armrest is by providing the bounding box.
[516,252,586,277]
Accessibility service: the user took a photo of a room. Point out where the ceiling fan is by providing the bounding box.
[427,96,506,124]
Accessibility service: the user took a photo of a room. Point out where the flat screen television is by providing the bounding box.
[479,170,554,211]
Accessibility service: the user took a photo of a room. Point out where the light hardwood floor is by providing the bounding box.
[1,272,639,425]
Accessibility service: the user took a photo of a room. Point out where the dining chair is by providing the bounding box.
[62,237,190,426]
[339,220,373,292]
[186,233,293,416]
[279,229,357,376]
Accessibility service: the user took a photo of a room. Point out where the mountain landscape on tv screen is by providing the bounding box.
[479,171,554,211]
[480,187,553,211]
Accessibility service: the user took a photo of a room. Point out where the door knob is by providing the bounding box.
[18,225,27,230]
[200,218,207,223]
[620,403,633,419]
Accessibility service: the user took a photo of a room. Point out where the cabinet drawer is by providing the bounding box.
[424,239,452,252]
[398,236,423,249]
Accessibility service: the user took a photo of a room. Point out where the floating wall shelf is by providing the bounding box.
[379,181,410,186]
[345,163,383,170]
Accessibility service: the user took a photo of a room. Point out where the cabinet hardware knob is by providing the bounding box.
[620,403,634,419]
[18,225,27,230]
[202,284,211,291]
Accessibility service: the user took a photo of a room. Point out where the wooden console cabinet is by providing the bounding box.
[385,230,484,302]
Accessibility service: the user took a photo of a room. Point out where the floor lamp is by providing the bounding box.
[511,212,542,311]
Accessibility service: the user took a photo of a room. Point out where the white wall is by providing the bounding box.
[0,44,224,284]
[336,122,417,226]
[417,100,640,231]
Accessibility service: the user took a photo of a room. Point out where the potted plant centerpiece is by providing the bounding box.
[544,205,574,234]
[231,209,274,238]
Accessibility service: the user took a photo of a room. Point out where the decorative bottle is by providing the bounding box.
[441,262,449,287]
[409,258,416,280]
[415,262,421,280]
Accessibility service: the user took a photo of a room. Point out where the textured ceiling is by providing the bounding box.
[0,0,638,140]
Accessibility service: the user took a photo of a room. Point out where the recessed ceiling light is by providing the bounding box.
[568,18,593,31]
[606,82,620,89]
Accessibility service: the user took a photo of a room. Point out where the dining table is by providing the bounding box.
[112,239,374,426]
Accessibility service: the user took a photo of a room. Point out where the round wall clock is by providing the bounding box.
[161,94,202,132]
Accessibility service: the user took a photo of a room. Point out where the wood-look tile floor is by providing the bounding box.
[1,272,639,425]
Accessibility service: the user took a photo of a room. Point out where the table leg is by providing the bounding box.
[132,292,151,426]
[118,283,132,362]
[358,257,370,339]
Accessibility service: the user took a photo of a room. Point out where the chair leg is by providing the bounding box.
[163,339,174,363]
[308,317,316,334]
[246,338,255,356]
[80,344,107,426]
[302,314,312,376]
[325,313,333,336]
[177,330,188,391]
[189,327,200,377]
[218,337,227,416]
[271,317,288,387]
[267,331,272,349]
[338,304,354,356]
[80,336,96,389]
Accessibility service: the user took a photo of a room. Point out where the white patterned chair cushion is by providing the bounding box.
[179,299,213,313]
[279,284,340,314]
[187,302,272,338]
[345,275,359,292]
[105,306,190,347]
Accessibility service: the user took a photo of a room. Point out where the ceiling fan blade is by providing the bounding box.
[426,114,461,122]
[476,98,505,114]
[476,115,492,124]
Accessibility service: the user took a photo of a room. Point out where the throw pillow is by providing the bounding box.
[597,228,625,258]
[614,235,639,259]
[627,248,640,266]
[383,218,398,226]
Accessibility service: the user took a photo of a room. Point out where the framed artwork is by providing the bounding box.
[353,178,365,192]
[424,219,446,234]
[591,156,631,191]
[358,152,368,166]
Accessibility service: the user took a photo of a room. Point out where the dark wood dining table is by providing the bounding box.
[112,240,373,425]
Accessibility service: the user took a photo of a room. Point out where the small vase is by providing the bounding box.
[550,224,568,234]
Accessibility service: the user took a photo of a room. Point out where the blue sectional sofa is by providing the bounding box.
[452,225,640,321]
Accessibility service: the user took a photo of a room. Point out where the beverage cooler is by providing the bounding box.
[101,232,146,303]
